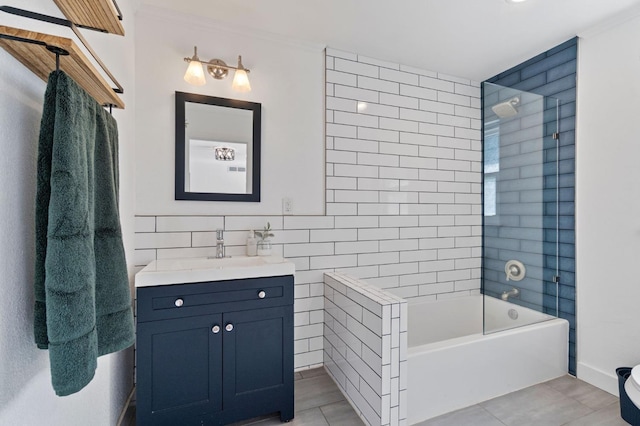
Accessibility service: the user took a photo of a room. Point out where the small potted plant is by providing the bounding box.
[254,222,274,256]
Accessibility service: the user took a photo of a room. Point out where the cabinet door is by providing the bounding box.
[136,314,223,426]
[221,305,294,423]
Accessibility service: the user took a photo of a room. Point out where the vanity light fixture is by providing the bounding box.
[183,46,252,92]
[214,146,235,161]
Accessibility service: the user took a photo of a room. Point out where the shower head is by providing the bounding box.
[492,97,520,118]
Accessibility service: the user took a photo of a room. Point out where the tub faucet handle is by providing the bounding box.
[507,264,520,280]
[505,260,526,282]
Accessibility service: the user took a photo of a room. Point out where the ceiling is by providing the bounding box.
[140,0,640,81]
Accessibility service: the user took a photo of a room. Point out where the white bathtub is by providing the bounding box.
[407,295,568,424]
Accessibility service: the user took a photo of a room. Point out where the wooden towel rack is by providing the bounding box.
[0,0,125,109]
[53,0,124,35]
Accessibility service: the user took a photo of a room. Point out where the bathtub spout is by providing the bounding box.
[501,288,520,301]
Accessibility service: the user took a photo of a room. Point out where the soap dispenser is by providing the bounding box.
[246,230,257,256]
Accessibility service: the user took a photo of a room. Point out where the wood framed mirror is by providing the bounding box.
[175,91,261,202]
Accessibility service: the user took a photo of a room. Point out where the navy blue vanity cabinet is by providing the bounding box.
[136,275,294,426]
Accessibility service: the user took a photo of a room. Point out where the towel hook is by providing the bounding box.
[0,34,69,72]
[46,45,69,72]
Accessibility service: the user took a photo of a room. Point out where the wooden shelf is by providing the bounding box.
[53,0,124,36]
[0,25,124,108]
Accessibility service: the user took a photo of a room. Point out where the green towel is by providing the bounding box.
[34,71,134,396]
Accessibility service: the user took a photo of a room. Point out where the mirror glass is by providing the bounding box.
[175,92,261,202]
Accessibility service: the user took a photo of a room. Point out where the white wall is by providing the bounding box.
[0,0,136,424]
[134,6,325,216]
[576,14,640,394]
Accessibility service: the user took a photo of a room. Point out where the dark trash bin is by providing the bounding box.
[617,367,640,425]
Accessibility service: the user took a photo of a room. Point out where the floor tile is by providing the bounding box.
[320,400,365,426]
[416,404,505,426]
[294,373,346,413]
[300,367,328,379]
[546,375,618,410]
[561,401,629,426]
[291,408,330,426]
[480,383,593,426]
[247,408,329,426]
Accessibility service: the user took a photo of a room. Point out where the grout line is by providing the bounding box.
[477,404,508,426]
[317,405,332,425]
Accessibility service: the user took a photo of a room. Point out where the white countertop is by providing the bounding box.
[135,255,295,287]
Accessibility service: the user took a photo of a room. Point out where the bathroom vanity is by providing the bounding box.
[135,256,295,426]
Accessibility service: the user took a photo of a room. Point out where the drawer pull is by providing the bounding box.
[258,290,266,299]
[211,325,221,334]
[174,298,184,307]
[225,323,234,332]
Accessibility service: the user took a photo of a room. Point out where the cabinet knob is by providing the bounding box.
[174,298,184,307]
[258,290,266,299]
[225,323,234,332]
[211,325,221,334]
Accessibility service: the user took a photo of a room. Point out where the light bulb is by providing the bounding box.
[232,69,251,92]
[231,55,251,92]
[184,60,206,86]
[183,46,206,86]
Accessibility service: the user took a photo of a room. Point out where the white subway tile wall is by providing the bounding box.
[324,272,407,426]
[325,48,482,300]
[133,48,481,373]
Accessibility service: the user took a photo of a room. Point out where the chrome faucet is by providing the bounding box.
[215,229,225,258]
[501,287,520,301]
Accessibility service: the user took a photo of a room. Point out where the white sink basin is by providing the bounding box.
[135,255,295,287]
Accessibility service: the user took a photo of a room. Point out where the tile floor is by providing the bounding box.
[126,368,628,426]
[417,374,627,426]
[231,367,364,426]
[124,367,364,426]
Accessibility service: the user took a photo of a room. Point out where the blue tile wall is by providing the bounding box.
[484,38,577,374]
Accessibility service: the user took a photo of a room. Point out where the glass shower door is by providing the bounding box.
[482,82,559,334]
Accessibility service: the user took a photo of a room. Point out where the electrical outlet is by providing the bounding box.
[282,197,293,215]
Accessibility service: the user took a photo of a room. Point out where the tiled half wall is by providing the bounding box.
[323,272,407,426]
[133,47,482,371]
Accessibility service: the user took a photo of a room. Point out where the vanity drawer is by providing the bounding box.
[136,275,293,322]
